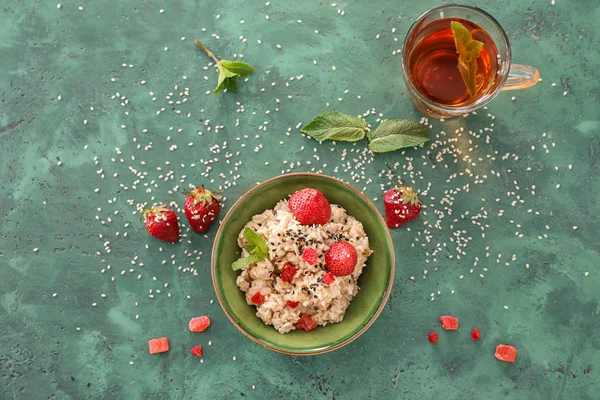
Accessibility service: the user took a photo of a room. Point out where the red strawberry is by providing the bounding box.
[288,188,331,225]
[142,205,180,243]
[427,332,439,343]
[325,241,357,276]
[183,185,222,233]
[281,263,297,282]
[383,185,422,229]
[286,300,299,309]
[440,315,459,330]
[296,314,318,332]
[495,344,517,363]
[471,327,481,341]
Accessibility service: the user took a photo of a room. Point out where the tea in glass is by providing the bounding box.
[407,18,499,106]
[401,5,540,118]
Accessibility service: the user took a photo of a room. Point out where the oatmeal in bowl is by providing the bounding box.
[211,173,394,355]
[234,188,373,333]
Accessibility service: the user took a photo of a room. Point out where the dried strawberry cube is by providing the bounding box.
[190,345,203,358]
[322,271,335,284]
[427,332,438,343]
[471,327,481,341]
[301,248,319,265]
[251,291,265,305]
[286,300,299,308]
[189,316,211,332]
[148,337,169,354]
[440,315,459,330]
[296,314,318,331]
[495,344,517,363]
[281,263,298,282]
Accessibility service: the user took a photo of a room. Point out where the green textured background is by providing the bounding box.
[1,0,598,399]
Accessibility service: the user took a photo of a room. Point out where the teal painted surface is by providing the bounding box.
[0,0,598,399]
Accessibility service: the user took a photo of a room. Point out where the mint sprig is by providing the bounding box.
[301,111,429,153]
[450,21,484,97]
[232,228,269,271]
[194,39,255,94]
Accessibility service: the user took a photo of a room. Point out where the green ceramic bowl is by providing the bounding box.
[211,173,395,355]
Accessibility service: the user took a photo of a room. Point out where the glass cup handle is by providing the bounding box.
[502,64,540,91]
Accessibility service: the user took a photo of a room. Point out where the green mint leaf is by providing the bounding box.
[451,21,472,55]
[450,21,484,96]
[243,227,268,256]
[465,40,484,59]
[219,60,255,77]
[225,77,238,92]
[232,254,262,271]
[231,228,268,270]
[458,58,478,99]
[368,120,430,153]
[215,64,239,94]
[301,111,367,142]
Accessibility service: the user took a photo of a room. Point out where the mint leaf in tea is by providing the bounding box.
[451,21,484,96]
[406,18,498,106]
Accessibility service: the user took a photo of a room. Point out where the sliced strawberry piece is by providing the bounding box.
[427,332,439,343]
[495,344,517,363]
[296,314,318,331]
[301,248,319,265]
[471,327,481,341]
[148,337,169,354]
[286,300,299,309]
[188,316,211,332]
[251,292,264,305]
[440,315,459,330]
[280,263,298,283]
[190,345,203,358]
[322,271,335,284]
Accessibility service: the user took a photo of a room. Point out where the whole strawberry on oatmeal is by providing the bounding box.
[233,188,373,334]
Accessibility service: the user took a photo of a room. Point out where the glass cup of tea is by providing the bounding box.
[401,4,540,118]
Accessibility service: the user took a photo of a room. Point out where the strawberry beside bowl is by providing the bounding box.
[211,173,395,355]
